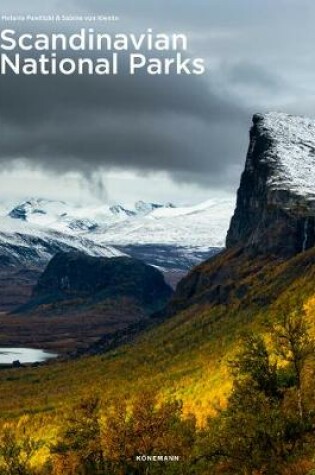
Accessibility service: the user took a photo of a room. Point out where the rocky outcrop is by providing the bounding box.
[31,251,173,314]
[226,112,315,257]
[11,252,173,354]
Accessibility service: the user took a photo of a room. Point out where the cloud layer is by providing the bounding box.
[0,0,314,197]
[0,44,248,188]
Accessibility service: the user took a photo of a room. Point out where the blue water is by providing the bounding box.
[0,348,57,364]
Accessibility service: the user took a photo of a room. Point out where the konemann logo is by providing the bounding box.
[135,455,180,462]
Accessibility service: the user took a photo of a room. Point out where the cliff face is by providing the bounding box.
[226,113,315,257]
[168,112,315,314]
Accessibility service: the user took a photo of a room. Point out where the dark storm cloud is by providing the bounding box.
[1,0,314,190]
[0,63,248,186]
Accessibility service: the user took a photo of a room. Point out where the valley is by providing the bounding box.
[0,198,231,355]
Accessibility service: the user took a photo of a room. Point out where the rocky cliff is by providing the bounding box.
[226,112,315,257]
[168,112,315,313]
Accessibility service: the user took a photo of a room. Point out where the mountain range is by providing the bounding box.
[0,196,233,312]
[5,197,233,268]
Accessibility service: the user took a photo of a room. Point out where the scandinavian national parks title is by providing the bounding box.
[0,28,206,76]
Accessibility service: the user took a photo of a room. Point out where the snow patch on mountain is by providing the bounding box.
[134,200,175,215]
[256,112,315,199]
[9,199,69,225]
[95,199,234,250]
[0,215,122,266]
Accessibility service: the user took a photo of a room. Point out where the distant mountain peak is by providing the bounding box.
[8,198,67,221]
[134,200,175,214]
[109,204,136,217]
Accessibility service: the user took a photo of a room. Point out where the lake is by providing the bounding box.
[0,348,57,365]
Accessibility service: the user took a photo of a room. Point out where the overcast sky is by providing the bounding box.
[0,0,315,205]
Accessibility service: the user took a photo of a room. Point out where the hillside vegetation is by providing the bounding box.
[0,246,315,472]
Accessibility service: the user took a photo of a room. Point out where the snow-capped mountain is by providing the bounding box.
[8,199,176,230]
[1,197,234,272]
[9,199,68,222]
[0,215,122,268]
[134,200,175,215]
[95,199,233,249]
[0,197,233,312]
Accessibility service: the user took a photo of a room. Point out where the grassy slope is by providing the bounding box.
[1,246,315,432]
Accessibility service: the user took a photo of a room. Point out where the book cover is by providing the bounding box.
[0,1,314,474]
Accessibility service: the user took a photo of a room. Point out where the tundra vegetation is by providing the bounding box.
[2,246,315,473]
[1,305,315,474]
